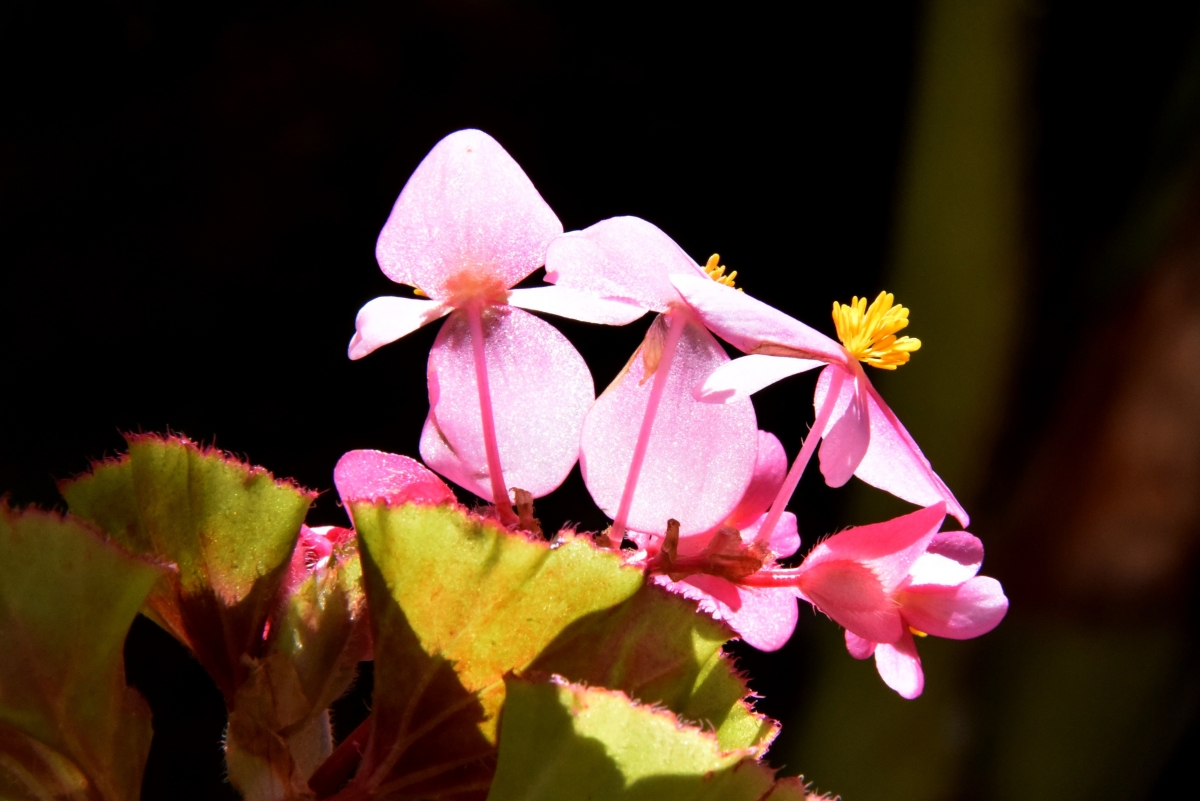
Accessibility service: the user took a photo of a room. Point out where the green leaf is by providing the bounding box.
[531,584,778,753]
[227,533,370,800]
[487,677,774,801]
[345,503,645,800]
[0,504,165,801]
[60,434,315,701]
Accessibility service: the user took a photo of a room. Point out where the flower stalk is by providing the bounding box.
[611,310,688,542]
[465,301,517,525]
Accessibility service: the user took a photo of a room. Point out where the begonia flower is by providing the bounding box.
[348,130,641,525]
[282,524,357,603]
[642,430,803,651]
[544,217,758,538]
[742,502,1007,698]
[285,450,457,597]
[670,274,968,532]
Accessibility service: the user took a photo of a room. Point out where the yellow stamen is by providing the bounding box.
[832,291,921,369]
[704,253,743,291]
[909,626,928,637]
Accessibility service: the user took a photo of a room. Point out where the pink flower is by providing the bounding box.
[544,217,758,538]
[670,274,968,528]
[349,130,641,524]
[772,503,1007,698]
[282,524,357,601]
[644,431,803,651]
[286,450,457,597]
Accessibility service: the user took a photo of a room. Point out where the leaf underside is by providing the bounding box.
[0,504,164,801]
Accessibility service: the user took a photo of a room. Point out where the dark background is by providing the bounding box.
[4,1,1200,799]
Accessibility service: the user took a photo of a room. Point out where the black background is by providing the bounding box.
[5,2,1200,799]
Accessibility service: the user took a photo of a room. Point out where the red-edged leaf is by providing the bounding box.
[0,504,164,801]
[60,434,316,701]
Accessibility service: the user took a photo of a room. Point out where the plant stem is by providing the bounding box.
[466,303,517,525]
[755,367,847,545]
[611,311,688,542]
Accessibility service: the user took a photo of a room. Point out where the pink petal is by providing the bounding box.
[802,503,946,595]
[898,576,1008,640]
[333,449,456,507]
[852,380,970,526]
[815,365,870,488]
[670,274,847,363]
[507,285,646,325]
[579,320,758,535]
[348,296,451,360]
[795,557,904,644]
[422,307,593,500]
[375,129,562,298]
[845,629,877,660]
[907,531,984,586]
[419,412,490,500]
[874,630,924,699]
[726,430,789,529]
[655,573,800,653]
[694,354,823,404]
[671,509,798,560]
[740,511,801,558]
[653,572,743,611]
[544,217,706,313]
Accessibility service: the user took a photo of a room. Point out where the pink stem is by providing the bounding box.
[738,566,804,588]
[754,367,847,545]
[466,303,517,526]
[611,311,688,542]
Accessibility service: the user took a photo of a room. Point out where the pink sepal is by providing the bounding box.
[333,449,456,507]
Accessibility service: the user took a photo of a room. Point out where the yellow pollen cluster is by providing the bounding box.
[704,254,742,291]
[832,291,921,369]
[909,626,928,637]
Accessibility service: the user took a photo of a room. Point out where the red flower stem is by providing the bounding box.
[466,302,517,525]
[737,566,804,587]
[611,310,688,542]
[754,367,846,545]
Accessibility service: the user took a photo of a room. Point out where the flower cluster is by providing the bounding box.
[349,129,1007,698]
